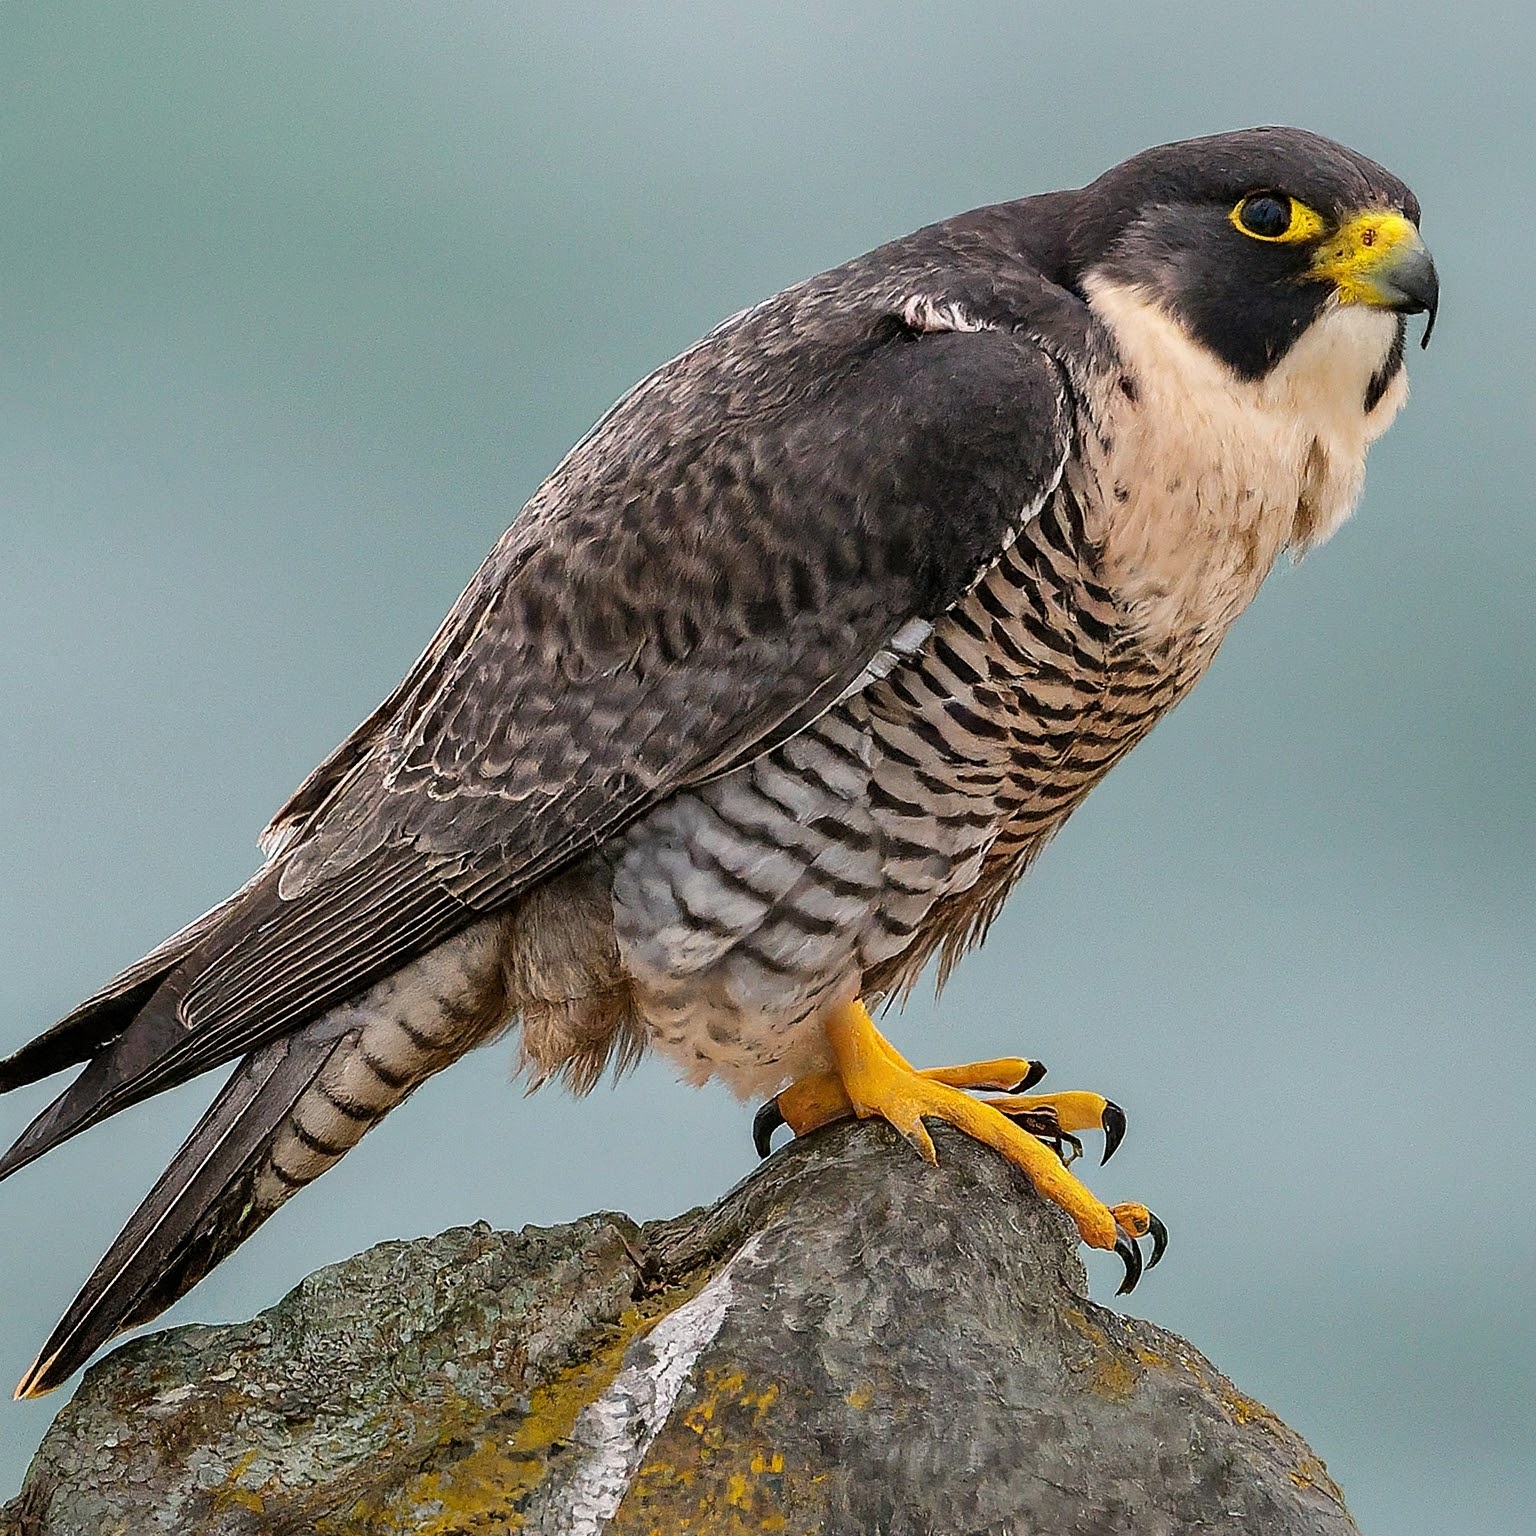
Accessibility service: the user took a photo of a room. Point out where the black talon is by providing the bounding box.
[1114,1228,1144,1295]
[1100,1100,1127,1165]
[1016,1059,1048,1092]
[752,1098,786,1159]
[1145,1212,1169,1269]
[1057,1129,1084,1165]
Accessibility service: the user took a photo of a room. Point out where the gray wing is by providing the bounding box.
[1,298,1075,1173]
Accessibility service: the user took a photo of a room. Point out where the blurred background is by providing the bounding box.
[1,3,1531,1527]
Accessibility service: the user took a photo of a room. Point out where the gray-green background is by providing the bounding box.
[2,3,1531,1527]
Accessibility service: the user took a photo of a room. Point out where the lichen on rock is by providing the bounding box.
[3,1120,1357,1535]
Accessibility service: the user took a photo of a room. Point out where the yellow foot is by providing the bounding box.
[756,1055,1048,1152]
[753,999,1165,1293]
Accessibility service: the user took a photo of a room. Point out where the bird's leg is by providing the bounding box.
[754,998,1164,1291]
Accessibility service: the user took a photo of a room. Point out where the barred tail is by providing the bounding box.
[15,1030,334,1398]
[14,923,511,1398]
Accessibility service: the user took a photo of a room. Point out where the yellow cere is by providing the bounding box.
[1229,194,1327,244]
[1308,210,1423,304]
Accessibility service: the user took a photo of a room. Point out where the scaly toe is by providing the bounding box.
[1111,1201,1154,1239]
[921,1056,1046,1093]
[985,1090,1124,1164]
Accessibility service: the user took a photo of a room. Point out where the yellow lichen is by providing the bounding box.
[1288,1453,1344,1499]
[1089,1354,1141,1401]
[201,1254,813,1534]
[1062,1307,1109,1349]
[310,1342,632,1536]
[610,1365,806,1533]
[1218,1388,1281,1430]
[303,1267,719,1535]
[207,1446,266,1517]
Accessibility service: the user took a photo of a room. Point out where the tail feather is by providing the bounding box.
[14,1029,336,1400]
[1,861,477,1186]
[9,915,508,1396]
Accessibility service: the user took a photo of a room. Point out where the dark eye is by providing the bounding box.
[1236,194,1293,239]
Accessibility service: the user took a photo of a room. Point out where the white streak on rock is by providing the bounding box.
[540,1234,761,1534]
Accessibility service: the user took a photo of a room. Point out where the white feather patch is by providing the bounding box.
[900,294,993,334]
[835,615,935,702]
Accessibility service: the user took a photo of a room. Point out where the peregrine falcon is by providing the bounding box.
[1,127,1437,1397]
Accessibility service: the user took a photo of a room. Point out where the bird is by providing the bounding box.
[1,126,1437,1399]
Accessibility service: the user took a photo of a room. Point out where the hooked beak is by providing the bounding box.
[1310,210,1439,348]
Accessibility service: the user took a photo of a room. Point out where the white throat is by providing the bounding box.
[1082,273,1408,649]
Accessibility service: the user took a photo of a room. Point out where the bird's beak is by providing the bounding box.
[1309,209,1439,348]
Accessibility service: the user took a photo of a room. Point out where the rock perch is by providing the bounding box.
[4,1121,1357,1534]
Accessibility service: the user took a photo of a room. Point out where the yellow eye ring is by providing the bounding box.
[1230,193,1326,244]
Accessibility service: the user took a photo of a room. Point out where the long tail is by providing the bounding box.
[15,1029,337,1398]
[10,919,512,1397]
[13,987,478,1399]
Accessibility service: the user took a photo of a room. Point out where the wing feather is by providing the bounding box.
[5,276,1078,1172]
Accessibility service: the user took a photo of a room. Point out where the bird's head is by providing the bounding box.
[1057,127,1437,404]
